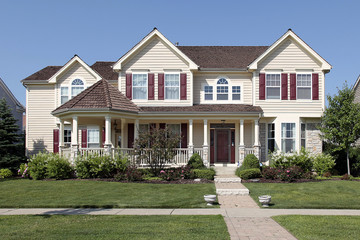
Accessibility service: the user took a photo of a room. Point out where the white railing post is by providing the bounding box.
[203,119,209,167]
[71,116,79,164]
[238,119,245,166]
[188,119,194,159]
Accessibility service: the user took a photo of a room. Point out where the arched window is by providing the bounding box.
[71,79,84,98]
[217,78,228,100]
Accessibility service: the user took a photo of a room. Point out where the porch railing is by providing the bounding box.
[194,148,204,159]
[245,148,256,155]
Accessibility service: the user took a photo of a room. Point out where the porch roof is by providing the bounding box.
[140,104,262,114]
[51,79,139,115]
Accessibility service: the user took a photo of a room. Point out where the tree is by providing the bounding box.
[134,126,181,175]
[0,98,25,171]
[319,83,360,175]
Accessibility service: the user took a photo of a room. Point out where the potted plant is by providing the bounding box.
[258,195,271,207]
[204,194,217,206]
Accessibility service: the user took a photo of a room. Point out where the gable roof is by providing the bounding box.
[248,29,332,71]
[0,77,25,112]
[352,74,360,91]
[113,28,199,71]
[177,46,268,69]
[52,79,139,115]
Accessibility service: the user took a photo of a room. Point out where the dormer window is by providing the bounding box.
[217,78,228,100]
[71,79,85,98]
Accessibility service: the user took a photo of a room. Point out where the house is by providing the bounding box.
[21,28,331,166]
[0,77,25,132]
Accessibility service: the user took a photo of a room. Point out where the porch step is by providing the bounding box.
[215,182,249,196]
[214,177,242,183]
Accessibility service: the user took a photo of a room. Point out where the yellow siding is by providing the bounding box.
[27,84,57,154]
[121,36,191,106]
[193,73,252,105]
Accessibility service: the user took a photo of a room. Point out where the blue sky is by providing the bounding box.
[1,0,359,106]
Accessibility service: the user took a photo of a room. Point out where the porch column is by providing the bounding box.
[71,116,78,163]
[104,116,112,154]
[134,119,139,140]
[254,119,260,160]
[188,119,194,157]
[203,119,209,167]
[239,119,245,166]
[59,119,64,154]
[121,118,125,148]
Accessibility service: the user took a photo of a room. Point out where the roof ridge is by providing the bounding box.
[177,45,269,47]
[102,79,112,108]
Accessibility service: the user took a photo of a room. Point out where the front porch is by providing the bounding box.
[58,116,261,167]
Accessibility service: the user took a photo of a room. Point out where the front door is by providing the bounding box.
[216,129,230,162]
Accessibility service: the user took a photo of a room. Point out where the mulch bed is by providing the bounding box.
[241,178,360,183]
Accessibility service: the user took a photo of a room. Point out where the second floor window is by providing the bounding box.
[266,74,280,99]
[71,79,84,98]
[165,74,180,100]
[133,74,147,100]
[297,74,312,99]
[204,86,213,100]
[61,87,69,104]
[217,78,228,100]
[232,86,241,100]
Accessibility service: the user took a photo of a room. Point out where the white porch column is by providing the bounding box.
[188,119,194,157]
[254,119,260,160]
[238,119,245,166]
[121,118,125,148]
[134,119,139,140]
[203,119,209,167]
[104,116,112,154]
[71,116,78,163]
[59,119,64,150]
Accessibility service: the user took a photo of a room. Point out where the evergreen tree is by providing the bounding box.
[319,83,360,175]
[0,98,25,170]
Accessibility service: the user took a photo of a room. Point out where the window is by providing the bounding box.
[281,123,295,153]
[232,86,241,100]
[71,79,84,98]
[217,78,228,100]
[301,123,306,149]
[266,74,280,99]
[167,124,181,147]
[64,129,71,144]
[133,74,147,100]
[61,87,69,104]
[204,86,213,100]
[297,74,312,99]
[267,123,275,153]
[87,128,100,148]
[165,74,180,99]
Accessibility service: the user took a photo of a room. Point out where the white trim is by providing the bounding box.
[248,29,332,71]
[113,29,198,71]
[48,55,102,83]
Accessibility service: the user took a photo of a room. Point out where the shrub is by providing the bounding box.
[323,171,332,178]
[115,165,143,181]
[270,148,313,172]
[187,153,204,169]
[113,153,129,174]
[341,174,351,180]
[192,168,215,180]
[313,153,336,176]
[239,154,260,171]
[262,166,278,180]
[277,166,303,182]
[237,168,261,180]
[75,153,115,179]
[28,152,50,180]
[18,163,30,178]
[159,166,193,181]
[46,155,73,180]
[0,168,12,179]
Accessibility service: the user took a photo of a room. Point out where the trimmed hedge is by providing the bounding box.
[236,168,261,180]
[187,153,204,169]
[192,168,216,180]
[239,154,260,171]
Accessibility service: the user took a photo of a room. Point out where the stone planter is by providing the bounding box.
[258,195,271,207]
[204,194,217,206]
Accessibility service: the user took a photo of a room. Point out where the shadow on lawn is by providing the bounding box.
[41,208,118,215]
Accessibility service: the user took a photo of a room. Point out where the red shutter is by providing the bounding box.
[101,128,105,147]
[81,129,87,148]
[290,73,297,100]
[53,129,59,153]
[159,123,166,129]
[259,73,265,100]
[281,73,288,100]
[312,73,319,100]
[181,123,187,148]
[158,73,164,100]
[128,123,134,148]
[148,73,154,100]
[126,73,132,99]
[180,73,187,100]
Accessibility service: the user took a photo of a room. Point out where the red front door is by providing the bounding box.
[216,130,229,162]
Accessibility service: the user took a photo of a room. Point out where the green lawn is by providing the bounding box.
[0,179,216,208]
[0,215,229,240]
[243,181,360,209]
[273,215,360,240]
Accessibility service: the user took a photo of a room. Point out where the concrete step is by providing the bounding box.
[216,188,250,196]
[214,177,242,183]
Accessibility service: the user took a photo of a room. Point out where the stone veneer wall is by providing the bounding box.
[306,123,322,154]
[259,123,266,162]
